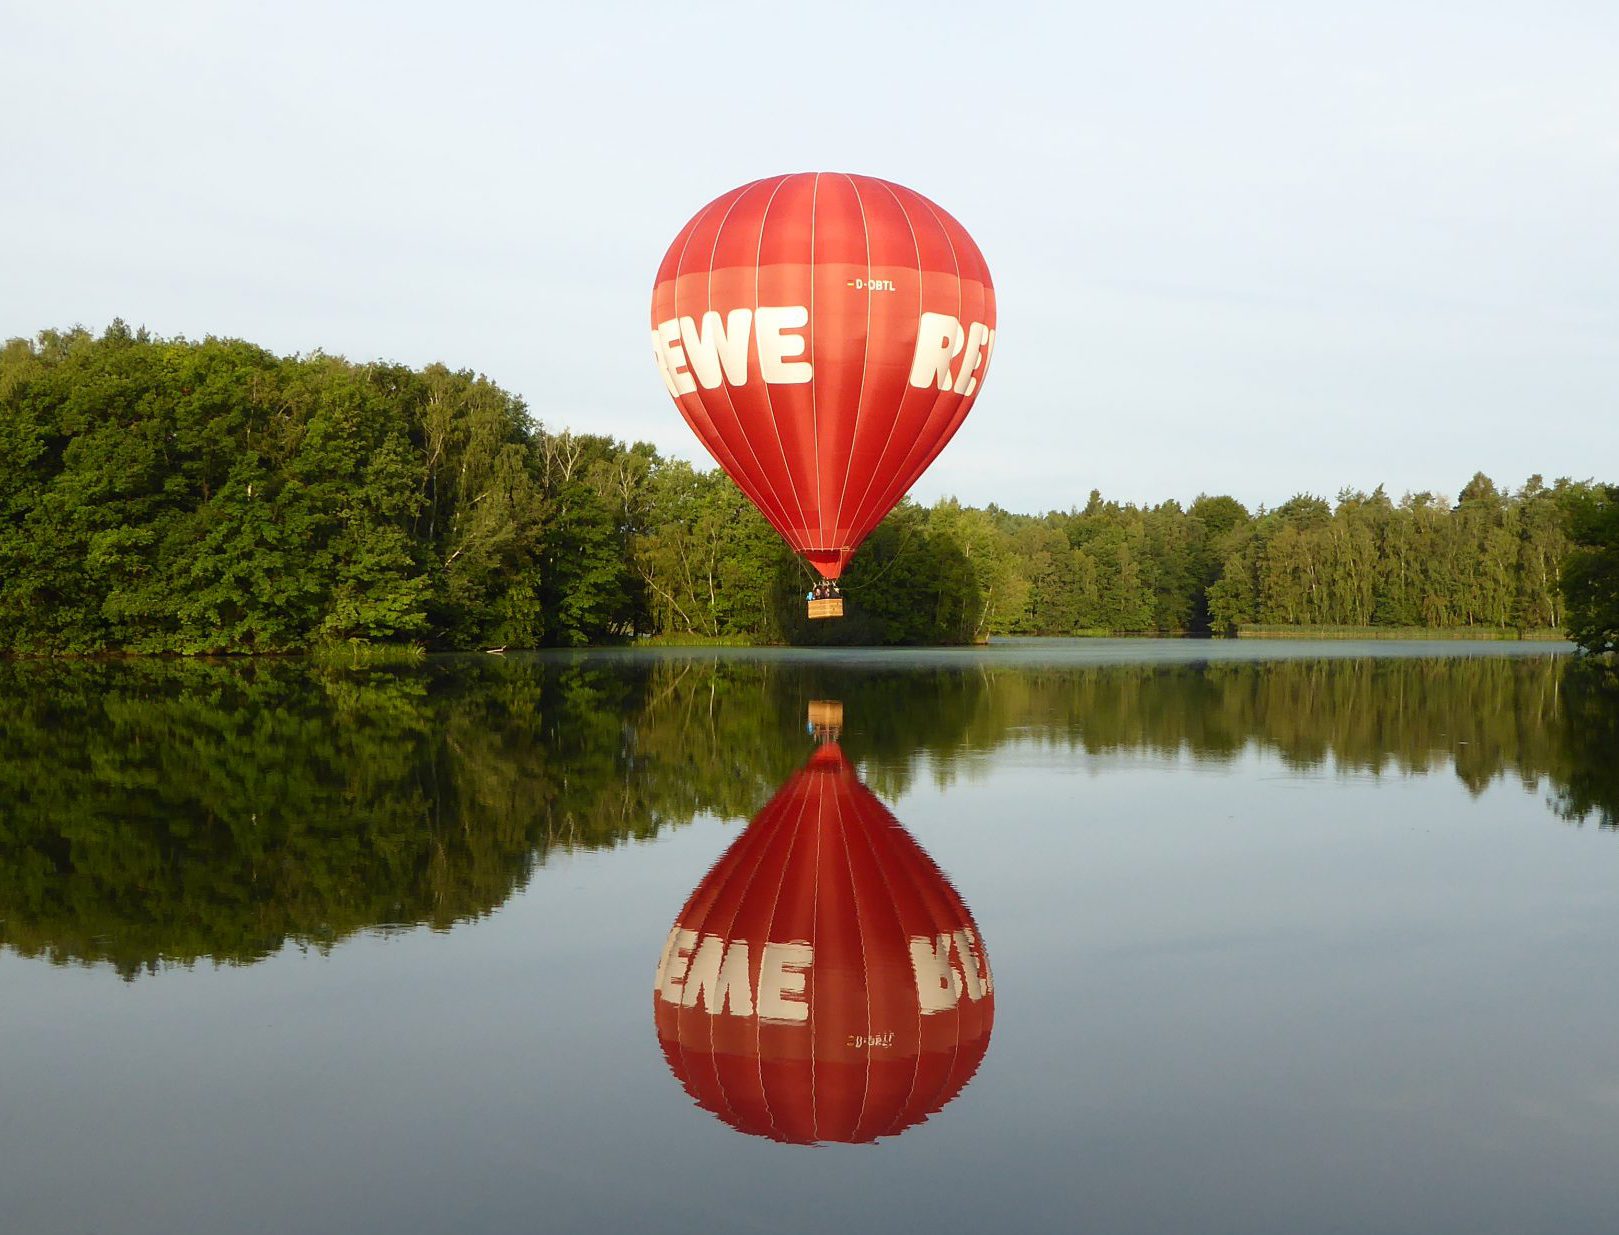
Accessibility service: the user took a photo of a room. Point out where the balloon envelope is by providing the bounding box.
[653,742,994,1144]
[650,173,996,578]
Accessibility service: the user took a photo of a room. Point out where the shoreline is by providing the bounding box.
[0,627,1578,662]
[1233,624,1565,642]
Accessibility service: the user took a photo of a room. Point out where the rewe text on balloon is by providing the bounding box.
[652,308,994,398]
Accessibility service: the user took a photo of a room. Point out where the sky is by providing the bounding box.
[2,0,1614,514]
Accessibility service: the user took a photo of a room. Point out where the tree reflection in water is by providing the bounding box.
[0,652,1612,977]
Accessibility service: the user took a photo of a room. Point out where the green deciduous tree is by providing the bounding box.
[1561,484,1619,654]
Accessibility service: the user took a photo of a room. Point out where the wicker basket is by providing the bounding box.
[807,700,844,729]
[807,597,845,619]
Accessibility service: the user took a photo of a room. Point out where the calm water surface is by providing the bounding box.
[2,640,1617,1234]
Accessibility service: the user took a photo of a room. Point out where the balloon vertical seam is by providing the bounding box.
[827,172,875,550]
[857,191,966,544]
[836,178,925,550]
[698,182,800,539]
[751,175,816,549]
[808,171,825,554]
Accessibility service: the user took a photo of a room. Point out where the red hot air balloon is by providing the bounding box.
[650,173,996,586]
[653,741,994,1144]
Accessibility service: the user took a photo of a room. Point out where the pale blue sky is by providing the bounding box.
[3,0,1614,512]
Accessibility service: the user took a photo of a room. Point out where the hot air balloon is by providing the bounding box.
[650,173,997,619]
[653,735,994,1144]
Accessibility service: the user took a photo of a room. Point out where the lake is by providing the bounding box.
[2,639,1617,1235]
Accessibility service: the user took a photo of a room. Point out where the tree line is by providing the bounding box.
[2,324,1614,652]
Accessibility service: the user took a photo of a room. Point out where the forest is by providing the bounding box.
[2,324,1615,653]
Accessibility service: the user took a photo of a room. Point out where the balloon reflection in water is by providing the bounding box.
[654,741,993,1144]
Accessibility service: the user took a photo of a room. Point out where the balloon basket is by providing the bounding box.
[807,598,844,620]
[807,699,844,740]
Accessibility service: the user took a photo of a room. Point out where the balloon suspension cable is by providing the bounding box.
[838,520,921,591]
[798,557,844,590]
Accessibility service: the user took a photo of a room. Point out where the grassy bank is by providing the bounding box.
[1235,624,1566,641]
[309,642,429,668]
[634,633,762,648]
